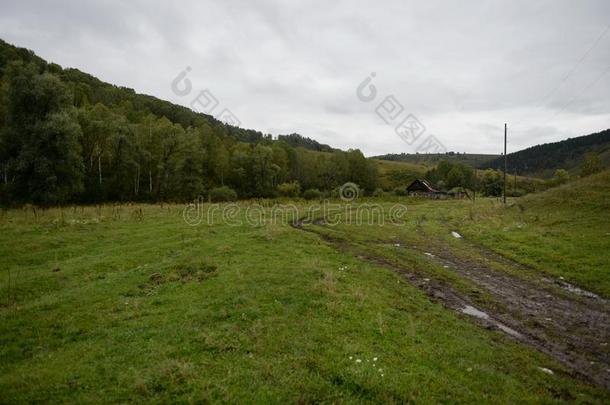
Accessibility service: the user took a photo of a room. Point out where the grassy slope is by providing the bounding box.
[1,204,607,402]
[372,154,499,168]
[372,157,545,194]
[331,171,609,296]
[461,170,610,296]
[372,159,429,173]
[372,159,428,190]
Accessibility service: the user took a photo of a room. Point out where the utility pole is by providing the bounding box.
[473,167,476,203]
[503,123,507,204]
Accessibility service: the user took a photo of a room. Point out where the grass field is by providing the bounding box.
[465,170,610,296]
[372,153,499,168]
[324,171,610,298]
[1,173,609,402]
[372,159,428,191]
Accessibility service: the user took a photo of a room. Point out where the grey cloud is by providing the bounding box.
[1,0,609,155]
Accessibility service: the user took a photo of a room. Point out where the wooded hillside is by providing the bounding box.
[0,39,378,205]
[480,129,610,177]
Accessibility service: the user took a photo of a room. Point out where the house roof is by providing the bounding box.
[406,179,441,193]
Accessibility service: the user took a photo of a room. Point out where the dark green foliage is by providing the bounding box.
[481,129,610,177]
[393,186,407,196]
[425,160,475,191]
[479,169,503,196]
[345,149,377,194]
[302,188,322,200]
[277,133,334,152]
[229,144,281,198]
[581,153,602,177]
[209,186,237,202]
[168,128,207,201]
[0,39,379,205]
[372,188,385,197]
[507,188,526,197]
[0,62,84,204]
[277,181,301,197]
[546,169,570,188]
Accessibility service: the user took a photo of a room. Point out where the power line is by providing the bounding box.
[535,23,610,108]
[511,23,610,131]
[543,64,610,125]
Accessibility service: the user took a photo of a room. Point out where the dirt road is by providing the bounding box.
[291,219,610,390]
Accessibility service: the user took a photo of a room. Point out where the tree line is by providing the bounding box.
[480,129,610,177]
[423,160,545,197]
[0,40,378,205]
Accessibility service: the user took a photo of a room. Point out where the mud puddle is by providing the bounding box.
[291,219,610,390]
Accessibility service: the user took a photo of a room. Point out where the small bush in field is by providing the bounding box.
[277,181,301,198]
[393,187,407,196]
[372,188,386,197]
[209,186,237,202]
[303,188,322,200]
[507,189,526,197]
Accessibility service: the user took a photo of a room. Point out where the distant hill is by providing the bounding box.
[479,129,610,178]
[372,152,498,168]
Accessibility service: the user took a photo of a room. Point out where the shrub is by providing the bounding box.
[507,188,526,197]
[581,153,602,177]
[479,169,503,196]
[277,181,301,198]
[209,186,237,202]
[393,187,407,196]
[372,188,386,197]
[546,169,570,188]
[333,183,361,200]
[302,188,322,200]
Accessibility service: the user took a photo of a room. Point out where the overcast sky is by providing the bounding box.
[1,0,609,155]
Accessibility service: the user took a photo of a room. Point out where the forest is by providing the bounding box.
[480,128,610,177]
[0,40,378,205]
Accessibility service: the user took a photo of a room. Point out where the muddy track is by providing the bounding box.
[291,219,610,390]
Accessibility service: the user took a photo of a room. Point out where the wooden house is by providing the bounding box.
[406,179,469,199]
[406,179,446,198]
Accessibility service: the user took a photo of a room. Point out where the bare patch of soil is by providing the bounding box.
[291,219,610,390]
[412,242,610,390]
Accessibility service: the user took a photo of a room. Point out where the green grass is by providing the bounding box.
[462,171,610,296]
[372,158,428,190]
[333,171,610,297]
[0,196,608,402]
[372,153,499,168]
